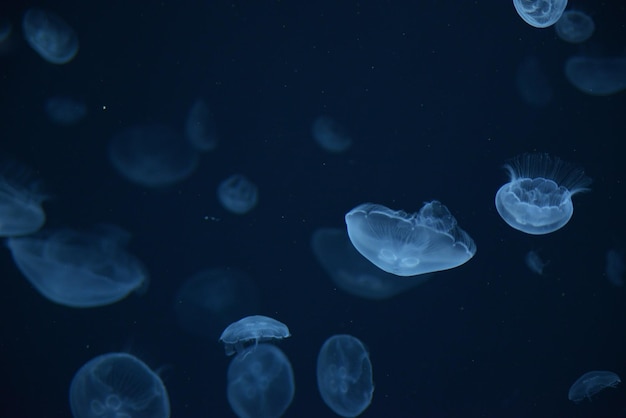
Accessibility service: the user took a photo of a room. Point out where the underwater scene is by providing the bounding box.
[1,1,626,417]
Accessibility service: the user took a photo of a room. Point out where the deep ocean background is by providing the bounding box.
[1,1,626,417]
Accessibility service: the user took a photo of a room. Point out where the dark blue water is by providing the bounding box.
[2,1,625,417]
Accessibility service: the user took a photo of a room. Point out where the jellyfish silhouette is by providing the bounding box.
[495,153,591,235]
[345,201,476,277]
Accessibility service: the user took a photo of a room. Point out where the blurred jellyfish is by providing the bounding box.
[345,201,476,277]
[70,352,170,418]
[495,153,591,235]
[311,228,430,299]
[217,174,258,214]
[185,98,218,151]
[219,315,291,356]
[312,116,353,153]
[515,56,553,108]
[7,224,148,308]
[317,334,374,417]
[565,56,626,96]
[605,249,625,287]
[525,250,548,275]
[568,371,621,403]
[0,162,46,237]
[108,124,199,188]
[174,267,260,339]
[22,8,79,64]
[227,344,295,418]
[44,96,87,126]
[0,19,12,43]
[555,11,595,43]
[513,0,568,28]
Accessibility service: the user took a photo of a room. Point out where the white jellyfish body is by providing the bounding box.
[555,10,595,43]
[495,153,591,235]
[345,201,476,277]
[513,0,568,28]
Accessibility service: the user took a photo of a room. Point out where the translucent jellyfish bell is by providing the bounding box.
[219,315,290,356]
[513,0,568,28]
[345,201,476,277]
[22,8,79,64]
[0,163,47,237]
[555,10,595,43]
[495,153,591,235]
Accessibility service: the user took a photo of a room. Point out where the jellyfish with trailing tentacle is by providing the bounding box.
[495,153,591,235]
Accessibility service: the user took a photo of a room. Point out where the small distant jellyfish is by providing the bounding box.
[22,8,79,64]
[219,315,290,356]
[525,250,548,275]
[0,163,47,237]
[185,98,218,151]
[564,56,626,96]
[312,116,353,153]
[44,96,87,126]
[568,370,621,403]
[605,249,625,287]
[345,201,476,277]
[513,0,568,28]
[555,11,594,44]
[217,174,258,215]
[495,153,591,235]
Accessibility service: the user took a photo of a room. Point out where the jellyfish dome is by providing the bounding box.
[345,201,476,277]
[513,0,568,29]
[495,153,591,235]
[219,315,290,356]
[555,10,595,43]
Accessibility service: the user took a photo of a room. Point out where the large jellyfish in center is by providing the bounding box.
[345,201,476,277]
[495,153,591,235]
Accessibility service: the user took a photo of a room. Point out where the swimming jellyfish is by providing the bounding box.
[227,344,295,418]
[494,153,591,235]
[605,249,625,287]
[317,334,374,417]
[525,250,548,275]
[513,0,568,28]
[555,10,595,43]
[69,352,170,418]
[0,163,46,237]
[22,8,79,64]
[568,370,621,402]
[312,116,353,153]
[219,315,291,356]
[217,174,259,215]
[564,56,626,96]
[7,224,148,308]
[185,98,218,151]
[345,201,476,277]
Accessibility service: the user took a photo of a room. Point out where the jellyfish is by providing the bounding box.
[513,0,568,28]
[555,11,595,43]
[217,174,258,215]
[317,334,374,418]
[227,344,295,418]
[312,116,353,153]
[219,315,290,356]
[69,352,170,418]
[22,8,79,64]
[185,98,218,151]
[7,224,148,308]
[564,56,626,96]
[494,153,591,235]
[344,201,476,277]
[311,228,430,299]
[44,96,87,126]
[108,124,199,188]
[568,371,621,402]
[605,249,625,287]
[174,267,260,339]
[525,250,548,275]
[0,163,47,237]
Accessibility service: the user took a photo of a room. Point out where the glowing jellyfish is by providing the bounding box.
[317,334,374,417]
[7,225,148,308]
[22,8,79,64]
[565,56,626,96]
[217,174,258,215]
[345,201,476,277]
[495,153,591,235]
[525,250,548,275]
[219,315,290,356]
[0,164,46,237]
[185,98,218,151]
[555,11,594,43]
[568,371,620,403]
[513,0,568,28]
[69,352,170,418]
[312,116,353,153]
[227,344,295,418]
